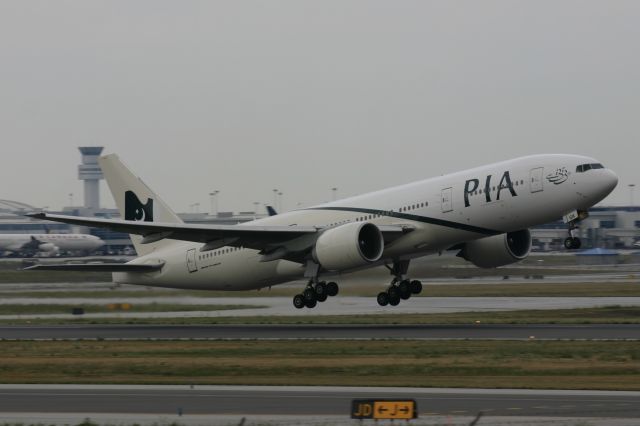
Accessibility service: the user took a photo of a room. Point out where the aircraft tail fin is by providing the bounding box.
[266,205,278,216]
[98,154,183,256]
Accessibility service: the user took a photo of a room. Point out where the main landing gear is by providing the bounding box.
[293,281,339,309]
[377,260,423,307]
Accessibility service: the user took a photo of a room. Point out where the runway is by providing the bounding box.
[0,385,639,419]
[1,296,640,320]
[2,323,640,340]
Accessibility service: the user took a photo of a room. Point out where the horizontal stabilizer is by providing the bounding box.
[24,263,164,273]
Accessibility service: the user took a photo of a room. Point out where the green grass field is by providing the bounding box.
[0,340,638,390]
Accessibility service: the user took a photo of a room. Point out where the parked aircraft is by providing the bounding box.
[0,233,104,256]
[28,154,617,308]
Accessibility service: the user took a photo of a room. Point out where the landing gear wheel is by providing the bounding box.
[388,286,400,300]
[326,281,339,297]
[387,287,401,306]
[564,237,581,250]
[303,288,317,303]
[398,280,412,300]
[293,294,306,309]
[410,280,423,295]
[305,298,317,308]
[573,237,581,249]
[314,282,327,298]
[377,292,389,306]
[316,292,328,303]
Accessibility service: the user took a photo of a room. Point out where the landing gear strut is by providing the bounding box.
[377,260,423,307]
[293,280,339,309]
[563,210,587,250]
[292,261,341,309]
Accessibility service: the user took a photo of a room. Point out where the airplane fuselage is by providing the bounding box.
[115,154,617,290]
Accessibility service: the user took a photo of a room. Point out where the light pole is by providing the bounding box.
[629,184,636,206]
[332,187,338,201]
[253,201,260,213]
[278,192,283,211]
[272,189,278,208]
[209,191,219,215]
[68,193,73,206]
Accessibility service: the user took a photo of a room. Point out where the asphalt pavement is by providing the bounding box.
[0,385,638,419]
[1,323,639,340]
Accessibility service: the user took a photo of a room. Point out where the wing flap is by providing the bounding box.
[26,212,319,250]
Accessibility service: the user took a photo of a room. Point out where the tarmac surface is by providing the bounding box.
[1,296,640,320]
[0,385,639,419]
[2,323,640,340]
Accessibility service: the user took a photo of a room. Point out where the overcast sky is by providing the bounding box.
[1,1,638,213]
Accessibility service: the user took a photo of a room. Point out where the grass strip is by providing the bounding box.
[0,340,639,390]
[0,304,264,315]
[1,281,639,299]
[0,305,638,325]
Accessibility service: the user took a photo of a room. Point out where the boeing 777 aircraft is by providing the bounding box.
[28,154,617,309]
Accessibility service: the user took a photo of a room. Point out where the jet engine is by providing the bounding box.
[38,243,59,254]
[313,222,384,271]
[459,229,531,268]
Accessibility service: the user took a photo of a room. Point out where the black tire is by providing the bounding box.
[398,280,411,300]
[389,294,401,306]
[388,286,400,300]
[305,298,317,308]
[293,294,306,309]
[316,292,328,302]
[564,237,573,250]
[303,288,316,302]
[326,281,339,297]
[410,280,423,295]
[573,237,582,249]
[377,292,389,306]
[314,282,327,297]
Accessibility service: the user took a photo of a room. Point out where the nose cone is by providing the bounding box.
[602,169,619,196]
[93,238,105,249]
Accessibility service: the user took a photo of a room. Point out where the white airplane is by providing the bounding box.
[0,233,104,256]
[28,153,617,308]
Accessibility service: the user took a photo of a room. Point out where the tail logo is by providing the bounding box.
[125,191,154,222]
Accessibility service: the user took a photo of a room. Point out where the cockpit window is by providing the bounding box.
[576,163,604,173]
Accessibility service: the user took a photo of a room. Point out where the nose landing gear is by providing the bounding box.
[563,210,588,250]
[564,236,581,250]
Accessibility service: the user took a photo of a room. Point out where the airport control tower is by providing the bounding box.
[78,146,104,210]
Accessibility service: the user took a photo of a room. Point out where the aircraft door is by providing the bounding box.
[186,248,198,273]
[530,168,544,193]
[441,187,453,212]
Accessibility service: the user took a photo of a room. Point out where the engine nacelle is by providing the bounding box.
[38,243,59,253]
[313,222,384,271]
[460,229,531,268]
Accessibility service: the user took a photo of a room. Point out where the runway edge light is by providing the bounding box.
[351,399,418,420]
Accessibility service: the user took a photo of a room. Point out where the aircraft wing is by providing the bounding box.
[24,262,164,273]
[27,213,413,257]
